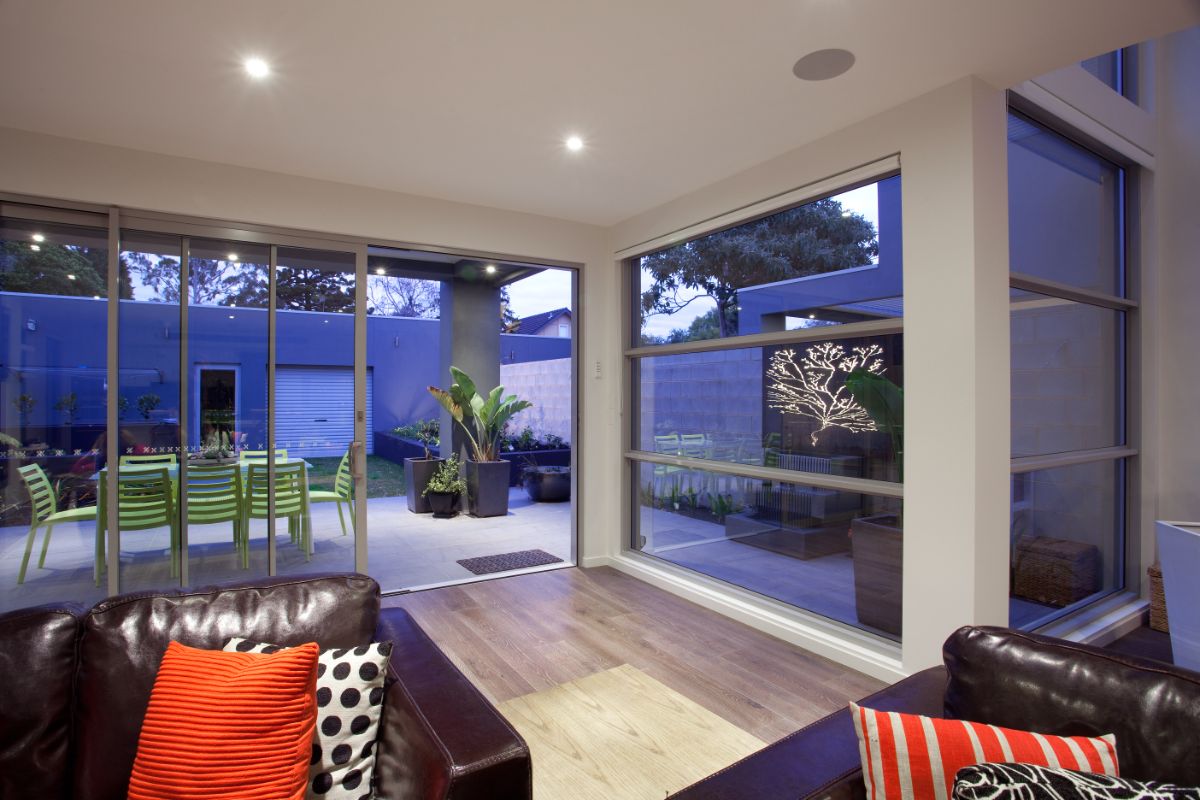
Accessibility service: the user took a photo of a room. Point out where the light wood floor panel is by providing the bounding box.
[499,664,765,800]
[387,566,884,744]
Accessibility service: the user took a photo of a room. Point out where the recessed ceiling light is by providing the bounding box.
[30,244,40,251]
[93,295,101,300]
[67,274,76,280]
[485,264,497,274]
[228,314,236,319]
[375,267,386,276]
[565,135,584,152]
[32,233,45,242]
[792,48,856,82]
[227,252,239,262]
[841,210,852,218]
[244,57,270,79]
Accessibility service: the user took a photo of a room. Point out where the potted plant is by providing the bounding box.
[428,367,531,517]
[522,465,571,502]
[844,367,904,637]
[12,394,35,429]
[422,455,465,518]
[405,418,443,514]
[54,392,78,425]
[190,431,235,464]
[136,393,161,420]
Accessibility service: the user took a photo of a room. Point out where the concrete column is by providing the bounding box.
[438,270,501,462]
[901,77,1011,672]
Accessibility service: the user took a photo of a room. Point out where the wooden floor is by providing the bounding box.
[385,565,883,745]
[501,664,765,799]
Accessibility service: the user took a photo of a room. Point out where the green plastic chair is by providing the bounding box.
[239,449,288,463]
[96,467,179,585]
[242,462,310,563]
[119,453,178,466]
[185,463,244,564]
[308,450,354,536]
[16,464,98,584]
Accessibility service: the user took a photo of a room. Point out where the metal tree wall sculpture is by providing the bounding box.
[766,342,886,446]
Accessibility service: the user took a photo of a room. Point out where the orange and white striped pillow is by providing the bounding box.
[850,702,1118,800]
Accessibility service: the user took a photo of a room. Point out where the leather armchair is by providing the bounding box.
[670,625,1200,799]
[0,573,531,800]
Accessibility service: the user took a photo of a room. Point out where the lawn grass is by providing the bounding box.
[306,454,407,499]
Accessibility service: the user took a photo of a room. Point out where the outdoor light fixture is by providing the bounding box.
[485,264,497,274]
[67,274,76,281]
[565,135,584,152]
[228,253,239,262]
[32,233,44,242]
[244,57,270,78]
[375,267,386,275]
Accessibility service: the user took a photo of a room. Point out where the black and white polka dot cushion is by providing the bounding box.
[224,637,392,799]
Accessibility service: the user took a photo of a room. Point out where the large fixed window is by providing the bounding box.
[626,171,905,640]
[1007,111,1133,630]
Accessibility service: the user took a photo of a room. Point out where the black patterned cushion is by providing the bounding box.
[953,763,1200,800]
[224,637,392,799]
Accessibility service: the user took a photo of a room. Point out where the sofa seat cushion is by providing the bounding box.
[128,640,319,800]
[74,573,380,800]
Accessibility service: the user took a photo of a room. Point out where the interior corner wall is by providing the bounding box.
[608,76,1012,679]
[1154,26,1200,523]
[0,126,622,572]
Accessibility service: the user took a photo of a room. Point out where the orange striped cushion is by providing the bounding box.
[128,640,320,800]
[850,702,1119,800]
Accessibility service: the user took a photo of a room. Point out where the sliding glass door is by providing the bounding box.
[1,198,577,611]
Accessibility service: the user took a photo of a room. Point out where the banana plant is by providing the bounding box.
[428,367,533,463]
[845,367,904,482]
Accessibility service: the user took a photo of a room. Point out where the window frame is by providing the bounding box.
[1005,108,1138,630]
[620,160,905,636]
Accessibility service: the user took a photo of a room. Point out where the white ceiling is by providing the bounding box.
[0,1,1196,226]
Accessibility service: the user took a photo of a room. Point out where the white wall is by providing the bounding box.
[1155,27,1200,523]
[606,76,1012,679]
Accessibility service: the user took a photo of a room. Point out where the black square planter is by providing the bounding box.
[406,457,444,513]
[465,460,511,517]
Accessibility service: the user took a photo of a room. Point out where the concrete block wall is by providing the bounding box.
[499,357,573,442]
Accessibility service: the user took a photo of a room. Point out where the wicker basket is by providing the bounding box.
[1012,535,1101,608]
[1148,562,1169,633]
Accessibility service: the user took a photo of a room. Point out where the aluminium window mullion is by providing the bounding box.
[179,237,190,587]
[1009,445,1136,475]
[624,316,902,359]
[626,450,903,499]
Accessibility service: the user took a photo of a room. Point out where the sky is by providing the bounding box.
[506,267,573,319]
[639,183,880,337]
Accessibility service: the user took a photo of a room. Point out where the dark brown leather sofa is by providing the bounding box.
[0,573,530,800]
[670,625,1200,799]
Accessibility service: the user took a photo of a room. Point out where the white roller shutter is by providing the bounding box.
[275,367,373,458]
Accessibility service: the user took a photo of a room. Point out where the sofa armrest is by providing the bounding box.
[668,666,948,800]
[372,607,531,800]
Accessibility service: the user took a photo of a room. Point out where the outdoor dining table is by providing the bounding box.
[89,458,314,580]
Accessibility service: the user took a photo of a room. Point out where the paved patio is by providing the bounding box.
[0,488,573,613]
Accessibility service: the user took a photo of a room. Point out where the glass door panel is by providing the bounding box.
[183,239,270,586]
[272,246,357,576]
[0,215,111,612]
[116,231,183,593]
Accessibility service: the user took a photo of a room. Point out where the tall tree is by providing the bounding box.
[500,286,518,331]
[0,241,129,298]
[367,276,440,318]
[640,198,877,339]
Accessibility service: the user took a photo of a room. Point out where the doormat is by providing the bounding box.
[456,549,564,576]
